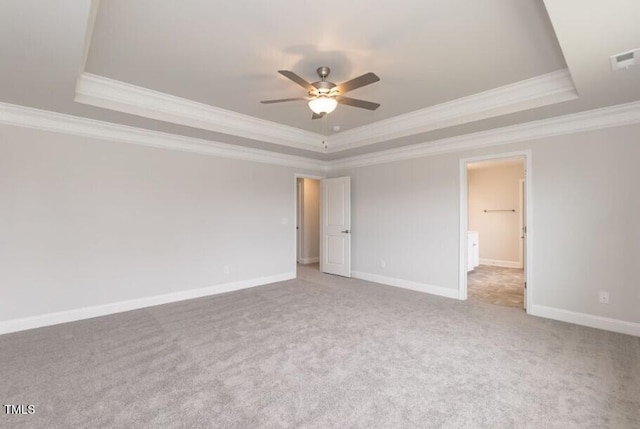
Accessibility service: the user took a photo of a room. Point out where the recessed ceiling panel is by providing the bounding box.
[86,0,567,133]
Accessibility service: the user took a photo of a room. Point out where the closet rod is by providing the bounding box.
[483,209,515,212]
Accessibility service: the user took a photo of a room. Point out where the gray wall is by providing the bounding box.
[2,121,639,328]
[337,154,461,291]
[0,124,307,322]
[334,123,640,324]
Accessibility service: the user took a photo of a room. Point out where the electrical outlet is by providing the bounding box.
[380,259,386,269]
[223,265,230,275]
[598,291,609,304]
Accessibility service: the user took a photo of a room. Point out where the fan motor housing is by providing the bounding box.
[310,80,336,96]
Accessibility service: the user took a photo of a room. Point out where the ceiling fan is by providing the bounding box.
[261,66,380,119]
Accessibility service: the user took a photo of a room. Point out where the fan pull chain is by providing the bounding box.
[322,114,328,150]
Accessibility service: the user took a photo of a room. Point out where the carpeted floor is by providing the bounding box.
[468,265,525,309]
[1,264,639,428]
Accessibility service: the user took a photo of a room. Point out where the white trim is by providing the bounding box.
[524,154,533,311]
[3,100,640,174]
[75,73,326,152]
[327,69,577,151]
[75,70,577,154]
[479,258,523,269]
[530,305,640,337]
[518,178,525,270]
[330,100,640,170]
[352,271,460,300]
[0,272,295,336]
[459,151,533,307]
[296,178,304,263]
[299,257,319,264]
[77,1,101,76]
[459,161,470,301]
[0,102,329,172]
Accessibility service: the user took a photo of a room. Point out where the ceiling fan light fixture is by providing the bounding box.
[308,96,338,114]
[262,67,379,120]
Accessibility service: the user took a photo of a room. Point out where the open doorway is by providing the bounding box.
[296,176,321,278]
[460,153,530,310]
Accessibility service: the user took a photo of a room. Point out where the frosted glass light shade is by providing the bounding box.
[308,97,338,114]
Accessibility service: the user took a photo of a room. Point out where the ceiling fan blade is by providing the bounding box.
[260,97,307,104]
[311,112,325,120]
[337,96,380,111]
[278,70,314,91]
[336,72,380,94]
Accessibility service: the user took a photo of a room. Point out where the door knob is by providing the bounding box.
[341,229,351,234]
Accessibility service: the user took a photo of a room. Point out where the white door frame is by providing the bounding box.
[458,150,533,311]
[296,178,304,263]
[518,178,525,269]
[293,173,324,274]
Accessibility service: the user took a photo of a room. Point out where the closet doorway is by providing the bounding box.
[296,177,321,276]
[459,152,531,311]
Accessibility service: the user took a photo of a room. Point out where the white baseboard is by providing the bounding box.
[352,271,460,300]
[299,257,319,264]
[479,258,523,269]
[529,304,640,337]
[0,272,295,336]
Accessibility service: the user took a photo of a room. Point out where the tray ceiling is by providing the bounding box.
[1,0,639,161]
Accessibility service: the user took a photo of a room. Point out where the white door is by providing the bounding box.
[296,178,303,263]
[321,177,351,277]
[520,178,527,310]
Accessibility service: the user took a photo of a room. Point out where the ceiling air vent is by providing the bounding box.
[610,48,640,71]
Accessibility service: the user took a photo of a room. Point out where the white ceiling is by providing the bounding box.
[85,0,566,132]
[1,0,639,160]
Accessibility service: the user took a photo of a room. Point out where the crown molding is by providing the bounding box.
[77,0,101,77]
[0,102,329,172]
[3,100,639,174]
[75,70,577,155]
[75,73,327,153]
[326,68,578,152]
[329,100,640,170]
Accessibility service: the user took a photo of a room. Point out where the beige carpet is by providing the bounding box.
[1,264,638,428]
[468,264,525,309]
